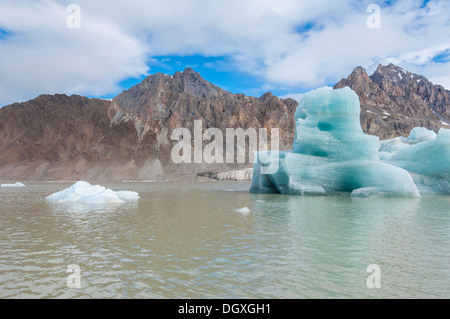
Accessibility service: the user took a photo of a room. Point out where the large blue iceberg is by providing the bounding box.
[250,86,450,197]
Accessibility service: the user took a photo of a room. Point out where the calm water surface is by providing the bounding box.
[1,181,449,298]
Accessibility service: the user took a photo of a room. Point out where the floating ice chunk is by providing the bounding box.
[1,182,25,187]
[235,207,251,214]
[45,181,140,204]
[378,127,449,194]
[379,137,408,155]
[114,191,141,202]
[401,127,437,144]
[384,128,450,194]
[379,151,393,161]
[251,87,420,197]
[288,182,326,195]
[380,128,437,159]
[250,87,450,196]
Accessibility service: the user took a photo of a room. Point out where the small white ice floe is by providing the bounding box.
[1,182,25,187]
[46,181,139,204]
[235,207,251,214]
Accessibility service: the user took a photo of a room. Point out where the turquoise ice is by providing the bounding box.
[382,128,450,194]
[250,86,450,197]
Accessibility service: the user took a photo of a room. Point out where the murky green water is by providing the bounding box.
[1,181,449,298]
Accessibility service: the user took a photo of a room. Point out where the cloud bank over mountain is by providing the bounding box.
[0,0,449,106]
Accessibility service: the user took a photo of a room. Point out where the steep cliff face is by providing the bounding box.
[109,68,298,180]
[334,63,450,139]
[0,69,297,181]
[111,68,296,151]
[0,94,143,181]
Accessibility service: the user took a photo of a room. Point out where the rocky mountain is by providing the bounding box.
[334,63,450,139]
[0,69,297,181]
[0,94,138,181]
[0,64,448,181]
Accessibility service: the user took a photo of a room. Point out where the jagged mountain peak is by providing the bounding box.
[0,66,298,181]
[334,63,450,138]
[113,68,230,114]
[371,63,442,91]
[372,63,411,83]
[339,66,372,87]
[353,65,369,74]
[260,92,273,101]
[179,67,199,76]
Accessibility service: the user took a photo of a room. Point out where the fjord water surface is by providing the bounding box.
[1,182,449,298]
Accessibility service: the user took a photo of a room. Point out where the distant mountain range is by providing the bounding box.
[0,64,449,181]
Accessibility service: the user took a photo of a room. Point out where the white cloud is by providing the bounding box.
[385,45,450,66]
[264,0,450,89]
[279,93,305,102]
[429,76,450,90]
[0,0,148,105]
[0,0,449,106]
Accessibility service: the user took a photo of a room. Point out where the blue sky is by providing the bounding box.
[0,0,449,106]
[114,55,272,98]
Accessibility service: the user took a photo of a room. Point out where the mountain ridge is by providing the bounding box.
[334,63,450,138]
[0,64,448,181]
[0,69,297,181]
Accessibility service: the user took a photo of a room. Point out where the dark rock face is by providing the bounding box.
[0,94,143,181]
[1,64,448,181]
[111,68,296,151]
[0,69,297,181]
[334,63,450,139]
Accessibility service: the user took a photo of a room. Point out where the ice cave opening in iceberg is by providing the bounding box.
[250,86,449,197]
